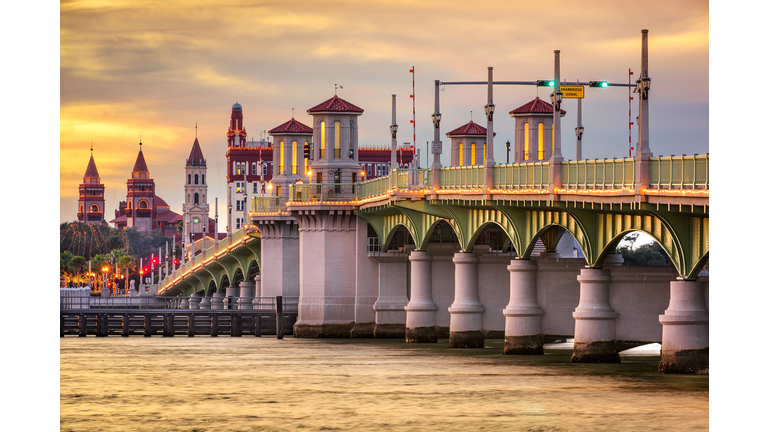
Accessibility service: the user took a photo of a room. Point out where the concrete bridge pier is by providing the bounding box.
[503,259,544,355]
[198,293,211,310]
[405,250,438,343]
[225,286,239,310]
[572,268,620,363]
[180,296,190,309]
[238,281,255,310]
[252,275,262,308]
[211,292,224,310]
[371,255,409,338]
[658,280,709,374]
[448,252,485,348]
[293,210,358,338]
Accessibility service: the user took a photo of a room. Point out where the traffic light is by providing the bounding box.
[173,258,179,266]
[536,80,555,87]
[143,266,150,274]
[304,143,310,159]
[589,81,609,88]
[151,257,159,267]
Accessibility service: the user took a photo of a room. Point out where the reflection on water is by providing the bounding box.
[61,337,708,431]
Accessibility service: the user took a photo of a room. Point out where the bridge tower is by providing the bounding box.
[183,137,209,246]
[77,146,106,225]
[446,120,491,166]
[509,97,566,163]
[267,117,312,196]
[307,95,364,194]
[125,142,155,231]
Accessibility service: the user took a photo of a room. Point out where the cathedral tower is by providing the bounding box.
[77,146,106,225]
[183,137,209,244]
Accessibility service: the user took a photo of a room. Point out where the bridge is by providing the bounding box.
[158,30,709,374]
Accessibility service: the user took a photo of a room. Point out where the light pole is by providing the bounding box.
[390,94,398,190]
[505,140,510,164]
[431,79,443,189]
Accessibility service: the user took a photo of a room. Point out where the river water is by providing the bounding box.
[60,337,708,431]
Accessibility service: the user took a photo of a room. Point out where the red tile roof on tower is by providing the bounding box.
[132,147,149,172]
[446,120,495,137]
[307,95,364,113]
[510,97,567,115]
[269,118,313,134]
[187,138,206,166]
[84,154,100,178]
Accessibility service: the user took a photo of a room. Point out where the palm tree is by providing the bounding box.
[60,252,74,286]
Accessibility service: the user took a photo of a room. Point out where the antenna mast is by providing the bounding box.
[628,68,635,157]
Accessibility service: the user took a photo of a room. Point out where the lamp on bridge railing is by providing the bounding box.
[390,123,398,138]
[550,90,563,111]
[431,112,441,128]
[484,103,495,121]
[575,125,585,140]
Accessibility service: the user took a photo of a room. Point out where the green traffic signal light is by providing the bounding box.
[589,81,609,88]
[536,80,555,87]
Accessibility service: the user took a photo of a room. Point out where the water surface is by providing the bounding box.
[61,337,708,431]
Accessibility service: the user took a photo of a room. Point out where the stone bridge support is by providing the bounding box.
[503,259,544,354]
[572,268,620,363]
[371,254,409,338]
[405,250,438,342]
[238,280,255,310]
[449,252,485,348]
[258,219,300,298]
[659,280,708,374]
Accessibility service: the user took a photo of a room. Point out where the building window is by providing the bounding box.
[252,163,257,176]
[349,121,355,158]
[202,174,205,185]
[334,121,341,158]
[236,200,243,211]
[188,174,191,185]
[236,182,244,193]
[320,121,325,158]
[90,204,99,212]
[538,123,544,160]
[459,143,464,165]
[279,141,285,173]
[524,124,530,161]
[195,174,199,185]
[253,182,259,194]
[194,193,199,205]
[139,200,149,209]
[470,143,476,165]
[236,218,242,229]
[292,141,298,175]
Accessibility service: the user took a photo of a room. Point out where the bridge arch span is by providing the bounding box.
[465,220,517,254]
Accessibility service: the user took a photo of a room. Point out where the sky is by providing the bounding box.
[58,0,709,227]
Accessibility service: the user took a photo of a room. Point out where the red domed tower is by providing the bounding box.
[125,141,156,231]
[227,102,248,148]
[77,146,106,225]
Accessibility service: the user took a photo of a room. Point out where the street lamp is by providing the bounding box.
[550,90,563,111]
[484,103,495,121]
[101,265,109,297]
[431,112,441,128]
[637,76,651,99]
[390,123,398,138]
[505,140,511,164]
[575,126,584,140]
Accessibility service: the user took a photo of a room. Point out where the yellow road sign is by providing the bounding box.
[561,85,584,99]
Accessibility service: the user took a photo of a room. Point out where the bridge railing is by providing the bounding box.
[252,196,286,213]
[440,165,484,189]
[560,157,635,189]
[649,154,708,189]
[358,175,390,200]
[396,168,431,191]
[290,182,362,203]
[494,161,550,189]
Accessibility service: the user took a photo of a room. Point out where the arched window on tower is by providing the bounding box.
[195,174,199,185]
[524,123,530,161]
[471,143,476,165]
[188,174,191,185]
[459,143,464,166]
[279,141,285,173]
[334,121,341,159]
[139,200,148,209]
[195,193,199,205]
[90,204,99,213]
[320,121,326,159]
[292,141,298,175]
[538,123,544,160]
[202,174,205,185]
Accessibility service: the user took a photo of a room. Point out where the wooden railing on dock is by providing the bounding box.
[61,296,297,338]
